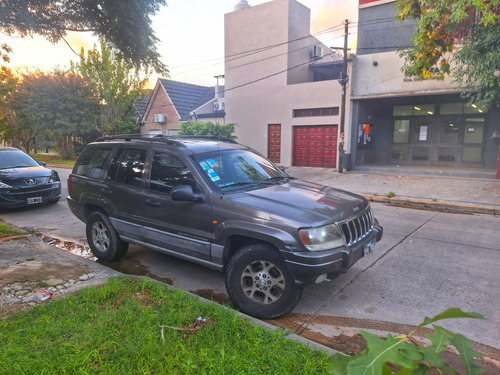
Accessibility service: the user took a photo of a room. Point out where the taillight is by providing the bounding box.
[67,176,72,196]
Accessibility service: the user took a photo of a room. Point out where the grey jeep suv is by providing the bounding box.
[67,135,383,318]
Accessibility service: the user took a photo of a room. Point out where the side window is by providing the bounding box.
[74,146,112,178]
[107,148,147,188]
[150,152,196,194]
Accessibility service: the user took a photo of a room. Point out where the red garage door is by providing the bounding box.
[293,126,338,167]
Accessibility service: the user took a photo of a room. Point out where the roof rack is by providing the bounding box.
[95,134,237,145]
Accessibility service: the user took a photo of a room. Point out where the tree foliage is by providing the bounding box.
[74,41,150,136]
[178,121,237,140]
[0,0,168,74]
[395,0,500,109]
[1,70,99,158]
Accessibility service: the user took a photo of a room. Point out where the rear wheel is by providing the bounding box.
[225,243,302,319]
[86,211,128,261]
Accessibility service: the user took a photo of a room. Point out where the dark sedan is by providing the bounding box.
[0,147,61,208]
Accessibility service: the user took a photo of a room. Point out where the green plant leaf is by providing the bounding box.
[450,334,483,375]
[419,308,484,328]
[347,331,422,375]
[426,325,454,353]
[328,352,351,375]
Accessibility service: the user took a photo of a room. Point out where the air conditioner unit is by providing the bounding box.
[213,102,225,112]
[311,45,322,59]
[154,113,166,123]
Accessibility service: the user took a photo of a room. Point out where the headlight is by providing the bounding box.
[0,181,12,189]
[48,171,60,183]
[299,223,345,251]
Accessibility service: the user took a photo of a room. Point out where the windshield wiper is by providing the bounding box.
[219,181,259,190]
[259,176,292,185]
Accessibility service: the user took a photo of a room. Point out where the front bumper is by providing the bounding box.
[282,224,383,284]
[0,184,61,208]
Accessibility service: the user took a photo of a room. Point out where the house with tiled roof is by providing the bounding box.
[140,79,225,136]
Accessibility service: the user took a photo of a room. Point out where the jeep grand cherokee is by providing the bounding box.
[67,135,383,318]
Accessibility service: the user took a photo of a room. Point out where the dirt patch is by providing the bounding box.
[0,262,90,287]
[191,289,232,305]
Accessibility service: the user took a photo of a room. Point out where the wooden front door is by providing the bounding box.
[268,124,281,163]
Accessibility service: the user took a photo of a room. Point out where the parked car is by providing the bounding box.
[67,135,383,318]
[0,147,61,208]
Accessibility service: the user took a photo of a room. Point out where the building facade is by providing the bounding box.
[224,0,347,168]
[349,0,500,171]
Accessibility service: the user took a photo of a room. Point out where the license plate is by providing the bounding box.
[363,241,375,257]
[27,197,43,204]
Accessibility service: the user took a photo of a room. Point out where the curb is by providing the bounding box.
[362,194,500,216]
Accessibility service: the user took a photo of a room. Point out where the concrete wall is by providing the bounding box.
[224,0,348,167]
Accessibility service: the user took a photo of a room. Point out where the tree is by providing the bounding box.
[178,121,237,140]
[3,70,100,158]
[0,66,19,143]
[394,0,500,110]
[0,0,168,74]
[74,41,150,136]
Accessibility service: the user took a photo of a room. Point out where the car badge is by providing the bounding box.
[352,206,360,212]
[26,178,36,185]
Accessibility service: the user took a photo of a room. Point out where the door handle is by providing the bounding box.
[145,198,161,207]
[101,187,112,194]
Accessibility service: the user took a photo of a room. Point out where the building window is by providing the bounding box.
[393,104,435,116]
[293,107,339,117]
[440,102,484,114]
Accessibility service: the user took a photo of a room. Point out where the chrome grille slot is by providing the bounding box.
[340,209,374,246]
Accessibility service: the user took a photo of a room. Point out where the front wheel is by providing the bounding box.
[86,211,128,261]
[225,243,302,319]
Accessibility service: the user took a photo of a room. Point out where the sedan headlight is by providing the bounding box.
[0,181,13,189]
[48,171,60,183]
[299,223,345,251]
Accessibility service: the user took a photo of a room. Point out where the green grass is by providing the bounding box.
[32,153,77,167]
[0,222,27,238]
[0,277,330,374]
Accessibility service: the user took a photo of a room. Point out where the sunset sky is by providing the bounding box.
[0,0,358,87]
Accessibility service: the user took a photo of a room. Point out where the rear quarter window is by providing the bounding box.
[74,146,113,178]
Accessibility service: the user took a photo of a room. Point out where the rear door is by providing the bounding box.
[142,150,214,261]
[100,146,148,242]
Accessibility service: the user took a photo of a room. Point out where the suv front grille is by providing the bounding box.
[340,209,374,246]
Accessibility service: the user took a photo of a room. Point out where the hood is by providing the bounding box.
[225,179,369,226]
[0,166,52,182]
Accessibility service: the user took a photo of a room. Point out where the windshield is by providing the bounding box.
[0,150,41,169]
[195,148,288,190]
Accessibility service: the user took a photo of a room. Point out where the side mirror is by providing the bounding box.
[171,185,204,202]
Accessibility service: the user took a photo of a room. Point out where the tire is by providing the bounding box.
[86,211,129,261]
[225,243,302,319]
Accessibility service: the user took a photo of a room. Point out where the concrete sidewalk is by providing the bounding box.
[285,166,500,215]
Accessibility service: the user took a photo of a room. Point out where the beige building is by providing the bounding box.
[224,0,348,168]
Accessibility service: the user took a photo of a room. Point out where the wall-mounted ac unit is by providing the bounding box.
[311,45,322,59]
[154,113,166,123]
[213,102,225,112]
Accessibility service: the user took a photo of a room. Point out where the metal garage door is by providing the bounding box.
[293,125,337,167]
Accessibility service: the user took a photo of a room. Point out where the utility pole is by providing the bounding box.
[338,19,349,173]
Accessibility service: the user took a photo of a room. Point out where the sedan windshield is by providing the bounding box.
[0,150,41,169]
[196,148,288,190]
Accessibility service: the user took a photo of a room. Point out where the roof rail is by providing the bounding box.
[95,134,237,144]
